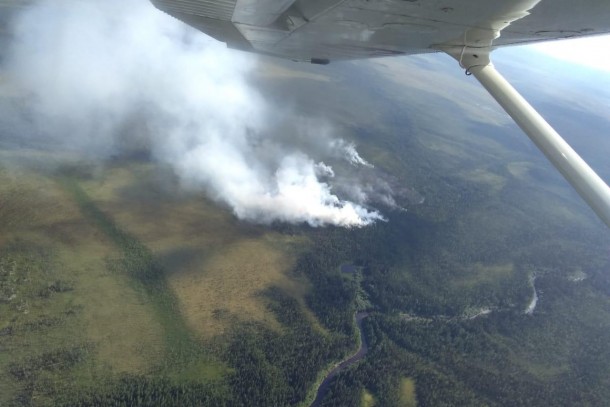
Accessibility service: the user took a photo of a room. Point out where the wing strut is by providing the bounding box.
[447,50,610,227]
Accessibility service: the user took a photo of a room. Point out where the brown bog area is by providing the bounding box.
[80,163,319,340]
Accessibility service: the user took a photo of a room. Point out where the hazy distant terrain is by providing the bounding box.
[1,1,610,406]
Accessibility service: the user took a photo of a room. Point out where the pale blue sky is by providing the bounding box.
[530,34,610,73]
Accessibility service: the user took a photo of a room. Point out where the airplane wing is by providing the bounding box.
[150,0,610,228]
[149,0,610,62]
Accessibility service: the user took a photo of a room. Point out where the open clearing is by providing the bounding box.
[0,164,164,404]
[398,377,417,407]
[79,162,317,339]
[170,237,302,337]
[451,262,515,289]
[361,388,376,407]
[0,154,321,407]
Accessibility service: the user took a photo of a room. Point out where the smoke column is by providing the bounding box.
[2,0,386,226]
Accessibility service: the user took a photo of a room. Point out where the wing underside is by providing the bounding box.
[151,0,610,62]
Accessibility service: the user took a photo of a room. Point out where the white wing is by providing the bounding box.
[150,0,610,62]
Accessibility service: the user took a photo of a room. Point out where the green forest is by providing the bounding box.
[2,156,609,406]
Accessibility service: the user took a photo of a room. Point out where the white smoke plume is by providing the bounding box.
[330,139,374,168]
[1,0,387,227]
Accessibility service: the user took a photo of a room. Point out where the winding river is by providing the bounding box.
[310,312,369,407]
[309,278,538,406]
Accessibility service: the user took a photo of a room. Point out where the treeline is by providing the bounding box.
[299,191,610,406]
[55,376,230,407]
[62,287,356,407]
[227,289,352,406]
[285,212,434,331]
[319,325,483,407]
[321,280,610,407]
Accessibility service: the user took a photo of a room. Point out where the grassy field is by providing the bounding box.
[0,164,165,405]
[398,377,417,407]
[450,263,515,290]
[360,388,376,407]
[78,162,317,340]
[170,237,302,337]
[0,145,333,404]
